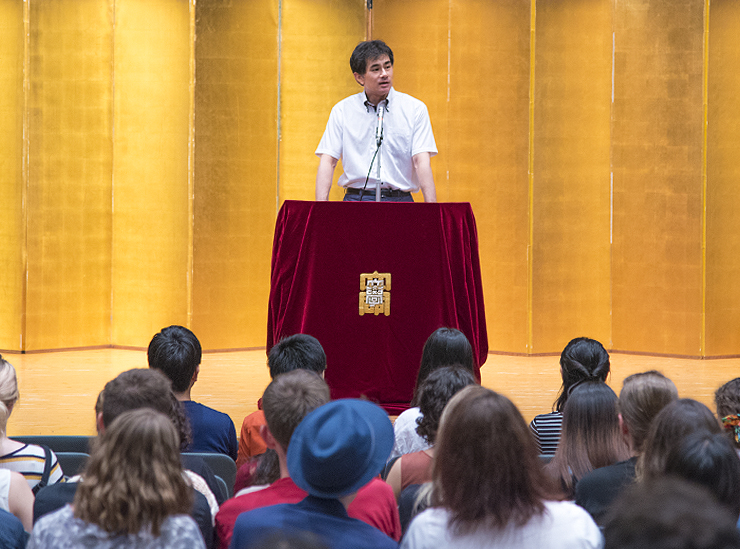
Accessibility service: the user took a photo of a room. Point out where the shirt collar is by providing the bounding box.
[363,87,394,113]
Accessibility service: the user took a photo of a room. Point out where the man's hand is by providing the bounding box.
[315,154,339,201]
[413,152,437,203]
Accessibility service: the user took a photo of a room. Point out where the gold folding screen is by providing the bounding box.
[1,0,738,357]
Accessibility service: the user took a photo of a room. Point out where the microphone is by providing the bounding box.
[359,103,385,201]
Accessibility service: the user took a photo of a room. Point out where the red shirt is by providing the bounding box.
[215,476,401,548]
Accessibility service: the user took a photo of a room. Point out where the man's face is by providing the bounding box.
[354,54,393,102]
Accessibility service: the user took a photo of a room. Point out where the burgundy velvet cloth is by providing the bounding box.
[267,200,488,414]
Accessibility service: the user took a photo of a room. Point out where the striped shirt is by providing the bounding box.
[529,412,563,456]
[0,443,64,490]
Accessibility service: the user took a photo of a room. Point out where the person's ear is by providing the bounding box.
[354,72,365,87]
[260,424,278,450]
[96,411,106,434]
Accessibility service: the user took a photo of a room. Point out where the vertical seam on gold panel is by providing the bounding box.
[700,0,710,356]
[21,0,30,352]
[276,0,282,213]
[110,0,116,344]
[187,0,196,328]
[527,0,536,354]
[609,1,615,350]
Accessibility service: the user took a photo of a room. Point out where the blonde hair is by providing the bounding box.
[0,356,19,436]
[74,408,192,536]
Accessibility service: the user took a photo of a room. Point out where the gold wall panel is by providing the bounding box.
[532,0,612,352]
[25,0,113,350]
[191,0,279,349]
[280,0,364,203]
[612,0,704,355]
[375,0,531,353]
[0,0,24,350]
[706,0,740,356]
[111,0,191,346]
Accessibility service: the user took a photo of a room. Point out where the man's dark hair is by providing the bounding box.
[350,40,394,75]
[147,325,202,393]
[101,368,191,449]
[604,477,740,549]
[268,334,326,379]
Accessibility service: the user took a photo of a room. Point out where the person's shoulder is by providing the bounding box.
[389,88,427,107]
[542,499,600,529]
[187,401,235,426]
[222,478,304,515]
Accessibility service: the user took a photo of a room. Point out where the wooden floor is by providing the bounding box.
[5,349,740,436]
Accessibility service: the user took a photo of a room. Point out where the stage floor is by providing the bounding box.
[6,349,739,436]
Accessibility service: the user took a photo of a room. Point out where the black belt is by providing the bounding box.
[345,188,411,198]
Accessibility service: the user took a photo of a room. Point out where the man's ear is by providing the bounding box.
[260,424,278,450]
[353,72,365,87]
[96,411,106,434]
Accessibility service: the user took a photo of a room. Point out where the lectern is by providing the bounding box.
[267,200,487,414]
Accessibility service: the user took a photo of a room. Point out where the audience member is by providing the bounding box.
[603,477,740,549]
[715,377,740,451]
[664,430,740,520]
[530,337,610,456]
[546,381,630,498]
[638,398,721,480]
[34,369,217,547]
[233,449,280,496]
[28,409,205,548]
[391,328,474,459]
[237,334,327,468]
[0,355,63,492]
[0,507,27,549]
[386,366,476,499]
[0,469,33,533]
[401,385,601,548]
[149,325,238,460]
[230,398,397,549]
[575,370,678,525]
[216,370,400,549]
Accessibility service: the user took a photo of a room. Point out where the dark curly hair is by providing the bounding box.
[416,365,476,445]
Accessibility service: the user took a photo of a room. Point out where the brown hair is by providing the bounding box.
[638,398,721,480]
[618,370,678,454]
[432,386,558,534]
[547,381,630,495]
[262,369,330,449]
[74,408,192,536]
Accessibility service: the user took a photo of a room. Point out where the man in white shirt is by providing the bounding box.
[315,40,438,202]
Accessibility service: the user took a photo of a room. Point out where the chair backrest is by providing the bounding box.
[12,436,94,454]
[213,475,229,502]
[56,452,90,477]
[183,452,237,499]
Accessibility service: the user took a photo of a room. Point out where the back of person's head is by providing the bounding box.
[412,327,474,406]
[549,381,629,493]
[75,408,192,536]
[101,368,191,449]
[664,431,740,519]
[603,476,740,549]
[433,385,556,534]
[268,334,327,379]
[715,378,740,449]
[619,370,679,454]
[416,365,477,445]
[639,398,721,480]
[349,40,394,75]
[147,325,202,393]
[0,356,19,435]
[262,369,330,450]
[555,337,610,412]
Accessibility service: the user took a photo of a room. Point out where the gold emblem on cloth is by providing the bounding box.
[359,272,391,316]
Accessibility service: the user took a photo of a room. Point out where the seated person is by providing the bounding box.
[149,325,238,460]
[0,355,64,492]
[0,507,27,549]
[575,370,678,525]
[29,409,205,548]
[391,328,475,460]
[715,377,740,452]
[529,337,611,456]
[0,468,33,533]
[216,370,400,549]
[237,334,327,468]
[386,366,476,499]
[230,398,398,549]
[34,369,218,547]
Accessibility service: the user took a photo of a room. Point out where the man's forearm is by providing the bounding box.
[315,154,338,201]
[413,152,437,203]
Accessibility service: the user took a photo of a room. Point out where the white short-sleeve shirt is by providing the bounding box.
[315,88,437,192]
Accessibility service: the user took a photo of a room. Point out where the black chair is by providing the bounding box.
[183,452,237,499]
[56,452,89,477]
[12,435,94,454]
